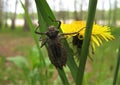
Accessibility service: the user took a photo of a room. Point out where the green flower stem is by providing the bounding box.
[76,0,97,85]
[113,41,120,85]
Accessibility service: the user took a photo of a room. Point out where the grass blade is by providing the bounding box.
[57,68,70,85]
[34,0,78,79]
[20,0,45,65]
[34,0,72,84]
[20,1,46,85]
[76,0,98,85]
[113,40,120,85]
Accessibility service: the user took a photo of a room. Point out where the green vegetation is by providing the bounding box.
[0,0,120,85]
[0,26,120,85]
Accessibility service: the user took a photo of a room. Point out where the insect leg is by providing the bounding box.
[35,25,46,35]
[60,27,86,36]
[55,20,61,29]
[40,38,48,47]
[58,34,68,40]
[48,16,61,29]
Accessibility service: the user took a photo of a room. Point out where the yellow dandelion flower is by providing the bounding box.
[61,21,115,52]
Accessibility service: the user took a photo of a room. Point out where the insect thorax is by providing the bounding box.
[46,25,59,39]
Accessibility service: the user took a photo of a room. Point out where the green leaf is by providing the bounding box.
[20,1,46,85]
[20,0,46,66]
[7,56,28,68]
[35,0,78,82]
[57,68,70,85]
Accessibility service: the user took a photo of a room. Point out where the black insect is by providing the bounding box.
[35,18,85,69]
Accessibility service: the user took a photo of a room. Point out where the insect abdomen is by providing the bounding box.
[47,39,67,69]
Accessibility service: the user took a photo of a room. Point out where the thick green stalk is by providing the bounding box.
[113,42,120,85]
[76,0,97,85]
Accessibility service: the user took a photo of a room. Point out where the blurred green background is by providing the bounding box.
[0,0,120,85]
